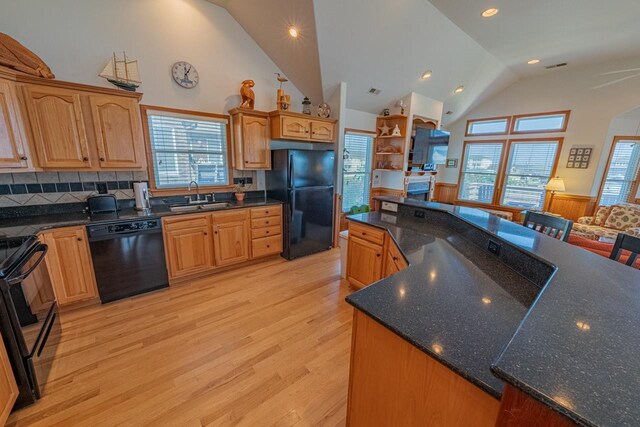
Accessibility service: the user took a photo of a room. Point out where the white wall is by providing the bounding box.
[0,0,303,113]
[441,56,640,196]
[345,109,377,132]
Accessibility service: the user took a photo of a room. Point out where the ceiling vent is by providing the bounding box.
[368,87,381,95]
[545,62,568,70]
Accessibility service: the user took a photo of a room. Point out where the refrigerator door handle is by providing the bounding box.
[290,190,295,219]
[289,155,294,189]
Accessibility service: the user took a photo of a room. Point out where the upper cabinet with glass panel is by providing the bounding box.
[511,111,570,134]
[466,117,510,136]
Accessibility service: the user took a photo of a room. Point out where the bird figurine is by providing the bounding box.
[275,73,288,89]
[240,80,255,109]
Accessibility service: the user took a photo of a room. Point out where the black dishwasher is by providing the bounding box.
[87,219,169,303]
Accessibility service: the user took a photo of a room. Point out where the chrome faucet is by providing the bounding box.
[188,181,202,203]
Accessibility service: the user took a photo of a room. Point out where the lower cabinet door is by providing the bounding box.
[347,236,383,288]
[212,220,250,267]
[252,235,282,258]
[384,241,408,277]
[42,227,98,305]
[0,337,18,425]
[164,224,214,279]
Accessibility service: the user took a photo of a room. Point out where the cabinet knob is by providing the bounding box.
[204,232,208,235]
[77,237,83,242]
[393,257,398,261]
[267,245,270,248]
[376,253,381,257]
[266,231,269,234]
[100,157,105,162]
[214,231,218,234]
[83,157,89,162]
[265,221,269,224]
[245,161,249,163]
[20,156,27,161]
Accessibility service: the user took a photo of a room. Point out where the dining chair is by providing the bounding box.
[609,233,640,268]
[522,211,573,242]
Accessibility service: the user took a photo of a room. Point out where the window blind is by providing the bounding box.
[342,132,373,211]
[601,140,640,206]
[147,113,230,188]
[501,141,559,210]
[458,143,503,204]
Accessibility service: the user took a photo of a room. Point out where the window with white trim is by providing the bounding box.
[599,137,640,206]
[146,110,230,188]
[512,112,569,133]
[342,132,374,211]
[466,117,510,135]
[458,142,504,204]
[501,141,560,210]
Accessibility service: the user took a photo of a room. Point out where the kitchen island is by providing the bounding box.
[346,197,640,427]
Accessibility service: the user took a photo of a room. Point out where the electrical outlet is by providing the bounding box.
[414,210,425,219]
[487,240,501,256]
[96,182,108,194]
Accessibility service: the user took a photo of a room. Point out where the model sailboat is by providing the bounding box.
[99,52,141,91]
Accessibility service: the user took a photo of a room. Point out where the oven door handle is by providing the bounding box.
[7,244,48,286]
[36,311,56,357]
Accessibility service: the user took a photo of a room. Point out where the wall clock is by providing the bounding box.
[172,61,199,89]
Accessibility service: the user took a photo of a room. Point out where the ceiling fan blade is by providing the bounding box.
[592,73,640,90]
[600,68,640,76]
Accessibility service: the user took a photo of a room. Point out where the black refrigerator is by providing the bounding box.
[266,149,335,260]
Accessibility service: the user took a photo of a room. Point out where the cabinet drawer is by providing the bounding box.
[212,209,249,223]
[163,214,209,231]
[251,205,282,219]
[349,222,385,245]
[252,235,282,258]
[251,225,281,239]
[251,215,281,229]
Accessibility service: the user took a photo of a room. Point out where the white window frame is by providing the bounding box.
[142,106,232,192]
[342,130,375,212]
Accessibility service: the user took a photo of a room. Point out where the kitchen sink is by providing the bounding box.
[169,202,232,212]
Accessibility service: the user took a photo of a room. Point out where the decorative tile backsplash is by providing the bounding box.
[0,169,259,207]
[0,171,148,207]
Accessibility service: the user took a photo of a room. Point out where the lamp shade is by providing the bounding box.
[545,176,566,192]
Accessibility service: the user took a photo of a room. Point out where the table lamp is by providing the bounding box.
[545,176,565,211]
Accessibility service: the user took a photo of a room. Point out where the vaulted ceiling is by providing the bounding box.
[208,0,640,125]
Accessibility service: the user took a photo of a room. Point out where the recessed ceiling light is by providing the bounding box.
[454,85,465,94]
[481,8,499,17]
[288,26,299,38]
[527,59,540,65]
[421,70,433,80]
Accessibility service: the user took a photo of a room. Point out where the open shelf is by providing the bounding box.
[374,168,403,172]
[377,114,407,120]
[375,152,404,156]
[376,135,404,139]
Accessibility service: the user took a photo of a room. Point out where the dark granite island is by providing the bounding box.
[345,197,640,427]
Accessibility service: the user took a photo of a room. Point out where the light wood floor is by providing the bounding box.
[8,249,352,427]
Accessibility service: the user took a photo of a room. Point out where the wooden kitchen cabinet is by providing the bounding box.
[0,336,18,426]
[163,215,214,279]
[347,221,408,289]
[229,108,270,170]
[269,111,336,143]
[22,85,92,169]
[0,80,32,171]
[250,205,283,258]
[310,121,334,142]
[41,226,98,306]
[384,238,408,277]
[89,94,146,169]
[211,210,250,267]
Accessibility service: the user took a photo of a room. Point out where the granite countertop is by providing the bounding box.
[348,196,640,427]
[0,197,282,238]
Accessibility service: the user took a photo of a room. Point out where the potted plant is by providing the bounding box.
[234,183,246,201]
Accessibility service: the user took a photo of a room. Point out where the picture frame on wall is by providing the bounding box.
[446,158,458,168]
[567,146,593,169]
